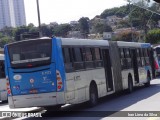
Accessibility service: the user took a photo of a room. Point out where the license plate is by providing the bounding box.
[29,89,38,94]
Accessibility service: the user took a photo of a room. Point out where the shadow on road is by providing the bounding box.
[24,80,160,119]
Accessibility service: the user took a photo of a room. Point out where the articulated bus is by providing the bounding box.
[4,37,154,109]
[0,54,7,102]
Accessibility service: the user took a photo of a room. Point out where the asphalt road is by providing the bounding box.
[1,79,160,120]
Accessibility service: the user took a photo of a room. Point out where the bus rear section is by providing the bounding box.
[5,38,65,108]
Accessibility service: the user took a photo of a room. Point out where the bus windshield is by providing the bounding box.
[8,39,52,69]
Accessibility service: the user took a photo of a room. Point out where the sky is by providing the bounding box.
[24,0,128,26]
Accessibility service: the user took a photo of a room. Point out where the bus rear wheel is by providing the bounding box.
[89,83,98,107]
[127,77,133,93]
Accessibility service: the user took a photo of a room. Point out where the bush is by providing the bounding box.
[146,29,160,44]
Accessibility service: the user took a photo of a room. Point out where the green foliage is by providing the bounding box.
[0,36,11,47]
[100,5,129,18]
[113,30,139,42]
[93,23,112,34]
[41,24,52,37]
[53,24,71,37]
[101,4,160,30]
[14,26,29,41]
[146,29,160,44]
[117,20,130,28]
[78,17,89,37]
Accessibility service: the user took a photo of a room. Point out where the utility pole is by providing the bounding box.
[129,0,134,42]
[36,0,42,37]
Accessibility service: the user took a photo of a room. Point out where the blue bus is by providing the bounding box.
[4,37,153,109]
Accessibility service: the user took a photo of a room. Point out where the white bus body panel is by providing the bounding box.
[65,68,109,104]
[9,92,65,108]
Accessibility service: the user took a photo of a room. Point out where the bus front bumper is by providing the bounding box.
[8,92,65,108]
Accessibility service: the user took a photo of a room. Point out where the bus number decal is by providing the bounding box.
[42,71,51,75]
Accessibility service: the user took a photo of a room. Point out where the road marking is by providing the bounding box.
[147,117,160,120]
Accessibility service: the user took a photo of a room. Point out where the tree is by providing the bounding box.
[41,23,52,37]
[145,29,160,44]
[100,5,129,19]
[53,24,71,37]
[1,27,14,37]
[14,26,29,41]
[93,23,112,34]
[0,36,11,47]
[113,30,139,42]
[117,20,130,28]
[78,17,89,38]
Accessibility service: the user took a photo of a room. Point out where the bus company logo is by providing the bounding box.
[30,79,34,84]
[13,75,22,80]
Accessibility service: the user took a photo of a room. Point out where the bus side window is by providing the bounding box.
[137,49,142,67]
[94,48,103,68]
[120,48,125,70]
[62,47,73,73]
[140,49,145,66]
[144,48,150,66]
[84,48,94,69]
[72,47,84,70]
[123,48,129,69]
[126,48,132,68]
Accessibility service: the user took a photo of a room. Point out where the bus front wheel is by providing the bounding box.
[89,83,98,107]
[145,73,151,87]
[44,105,61,112]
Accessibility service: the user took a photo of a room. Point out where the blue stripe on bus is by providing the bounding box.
[141,44,151,48]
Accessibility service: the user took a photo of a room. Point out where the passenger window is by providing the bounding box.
[85,48,93,61]
[84,48,94,69]
[73,47,84,70]
[120,48,124,58]
[94,48,103,68]
[95,48,101,60]
[73,48,83,62]
[63,48,71,63]
[62,48,73,73]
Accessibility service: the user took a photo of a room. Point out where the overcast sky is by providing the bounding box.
[24,0,128,26]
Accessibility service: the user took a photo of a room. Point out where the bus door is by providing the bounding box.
[131,49,139,83]
[102,49,114,92]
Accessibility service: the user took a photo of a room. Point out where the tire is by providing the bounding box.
[2,100,8,103]
[127,77,133,93]
[44,105,61,112]
[88,83,98,107]
[145,74,151,87]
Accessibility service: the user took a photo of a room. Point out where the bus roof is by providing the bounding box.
[117,41,151,48]
[61,38,109,47]
[153,45,160,49]
[6,37,50,46]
